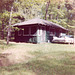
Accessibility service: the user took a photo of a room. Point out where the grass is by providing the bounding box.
[0,40,15,53]
[0,40,75,75]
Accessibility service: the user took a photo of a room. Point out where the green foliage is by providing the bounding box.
[0,0,75,39]
[42,0,75,29]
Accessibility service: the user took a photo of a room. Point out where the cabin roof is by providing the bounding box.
[13,18,68,31]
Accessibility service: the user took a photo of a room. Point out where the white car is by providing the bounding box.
[52,35,74,44]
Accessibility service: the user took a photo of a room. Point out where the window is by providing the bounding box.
[31,26,37,35]
[24,27,29,35]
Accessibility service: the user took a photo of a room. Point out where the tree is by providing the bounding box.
[0,11,9,40]
[0,0,46,44]
[0,0,15,44]
[42,0,75,45]
[7,6,13,45]
[45,0,50,20]
[0,0,75,45]
[65,0,75,45]
[13,0,45,20]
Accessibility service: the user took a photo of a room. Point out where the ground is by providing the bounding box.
[0,40,75,75]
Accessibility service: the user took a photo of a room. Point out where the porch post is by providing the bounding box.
[37,26,41,43]
[44,27,46,43]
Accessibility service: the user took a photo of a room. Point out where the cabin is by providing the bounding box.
[13,18,68,43]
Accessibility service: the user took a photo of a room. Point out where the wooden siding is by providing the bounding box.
[14,25,38,43]
[14,24,67,43]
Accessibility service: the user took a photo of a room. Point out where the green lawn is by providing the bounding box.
[0,40,75,75]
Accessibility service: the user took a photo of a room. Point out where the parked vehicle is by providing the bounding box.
[52,35,74,44]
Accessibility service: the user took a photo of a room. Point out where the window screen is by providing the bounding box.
[31,26,37,35]
[24,27,29,35]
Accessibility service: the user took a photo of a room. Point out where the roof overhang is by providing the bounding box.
[12,18,68,31]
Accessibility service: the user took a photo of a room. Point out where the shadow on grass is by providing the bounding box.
[0,58,75,75]
[0,50,75,75]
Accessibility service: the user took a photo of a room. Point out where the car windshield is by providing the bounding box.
[66,35,74,38]
[59,33,74,38]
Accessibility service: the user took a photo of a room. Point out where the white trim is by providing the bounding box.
[37,26,41,36]
[40,26,46,42]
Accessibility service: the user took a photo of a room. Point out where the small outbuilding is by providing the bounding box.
[13,18,68,43]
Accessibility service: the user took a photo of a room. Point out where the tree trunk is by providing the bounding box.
[7,32,10,45]
[1,20,4,40]
[7,6,13,45]
[50,14,53,20]
[45,0,50,20]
